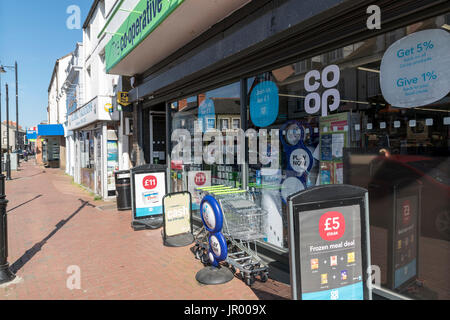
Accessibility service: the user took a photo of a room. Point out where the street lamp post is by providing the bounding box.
[0,66,4,174]
[5,84,11,181]
[14,62,19,168]
[0,169,15,284]
[0,63,19,169]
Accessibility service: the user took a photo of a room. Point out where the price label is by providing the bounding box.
[143,175,158,189]
[319,211,346,241]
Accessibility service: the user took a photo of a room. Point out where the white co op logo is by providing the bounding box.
[304,64,341,116]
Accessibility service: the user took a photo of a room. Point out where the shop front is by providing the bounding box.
[106,0,450,299]
[36,124,65,168]
[68,96,120,199]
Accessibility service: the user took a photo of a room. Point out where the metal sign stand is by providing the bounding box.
[287,184,372,300]
[195,265,234,285]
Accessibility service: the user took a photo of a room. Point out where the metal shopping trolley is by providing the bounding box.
[192,186,269,286]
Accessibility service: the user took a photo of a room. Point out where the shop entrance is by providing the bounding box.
[144,107,166,165]
[94,129,102,197]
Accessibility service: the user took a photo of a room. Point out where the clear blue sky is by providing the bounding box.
[0,0,92,130]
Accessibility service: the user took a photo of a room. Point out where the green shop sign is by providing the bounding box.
[106,0,184,72]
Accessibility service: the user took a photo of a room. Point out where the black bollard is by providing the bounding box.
[0,174,15,284]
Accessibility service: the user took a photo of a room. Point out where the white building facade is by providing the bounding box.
[64,0,126,199]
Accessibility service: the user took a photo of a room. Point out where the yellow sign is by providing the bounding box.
[104,103,113,113]
[117,92,130,106]
[163,192,191,237]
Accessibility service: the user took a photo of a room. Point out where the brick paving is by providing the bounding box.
[0,161,291,300]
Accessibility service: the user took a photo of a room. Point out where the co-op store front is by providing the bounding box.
[67,96,120,199]
[106,0,450,299]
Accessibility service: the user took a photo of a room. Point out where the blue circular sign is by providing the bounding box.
[250,81,279,127]
[200,195,223,233]
[209,232,228,262]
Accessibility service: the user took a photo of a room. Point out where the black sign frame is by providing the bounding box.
[130,164,168,221]
[287,184,372,300]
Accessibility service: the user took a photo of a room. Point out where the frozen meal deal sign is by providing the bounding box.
[299,205,364,300]
[380,29,450,108]
[135,172,166,217]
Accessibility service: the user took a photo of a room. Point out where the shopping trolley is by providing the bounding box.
[192,186,269,286]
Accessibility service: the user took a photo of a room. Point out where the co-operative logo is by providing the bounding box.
[304,65,341,117]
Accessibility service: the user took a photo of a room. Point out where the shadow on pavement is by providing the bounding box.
[7,194,43,213]
[11,171,45,180]
[250,287,290,300]
[10,199,95,274]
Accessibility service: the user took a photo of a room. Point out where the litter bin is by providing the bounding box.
[115,170,131,210]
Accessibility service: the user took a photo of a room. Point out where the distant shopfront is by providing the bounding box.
[107,0,450,300]
[36,124,65,169]
[67,95,120,199]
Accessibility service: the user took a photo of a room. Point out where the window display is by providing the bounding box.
[170,82,242,215]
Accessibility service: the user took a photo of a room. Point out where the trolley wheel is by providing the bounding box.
[229,266,236,275]
[245,275,255,286]
[200,252,210,265]
[259,272,269,283]
[194,247,202,260]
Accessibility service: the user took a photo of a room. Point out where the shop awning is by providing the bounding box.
[37,124,64,136]
[105,0,251,76]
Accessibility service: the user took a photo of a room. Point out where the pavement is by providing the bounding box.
[0,160,291,300]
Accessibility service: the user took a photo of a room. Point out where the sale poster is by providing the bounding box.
[298,205,363,300]
[134,172,166,217]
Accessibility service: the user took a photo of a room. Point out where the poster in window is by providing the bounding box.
[380,29,450,108]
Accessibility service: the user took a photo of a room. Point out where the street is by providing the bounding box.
[0,161,290,300]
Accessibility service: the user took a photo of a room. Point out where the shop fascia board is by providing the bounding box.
[106,0,251,76]
[67,95,118,131]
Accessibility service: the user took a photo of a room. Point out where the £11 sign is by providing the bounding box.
[319,211,346,241]
[143,175,157,189]
[304,64,341,117]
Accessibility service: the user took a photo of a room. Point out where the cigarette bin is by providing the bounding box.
[115,170,131,211]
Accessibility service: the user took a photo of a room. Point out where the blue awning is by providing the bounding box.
[37,124,64,136]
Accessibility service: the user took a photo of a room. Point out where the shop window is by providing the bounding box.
[244,15,449,299]
[170,82,242,215]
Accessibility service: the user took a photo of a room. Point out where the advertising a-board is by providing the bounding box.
[134,172,166,218]
[163,192,192,237]
[298,205,364,300]
[288,185,371,300]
